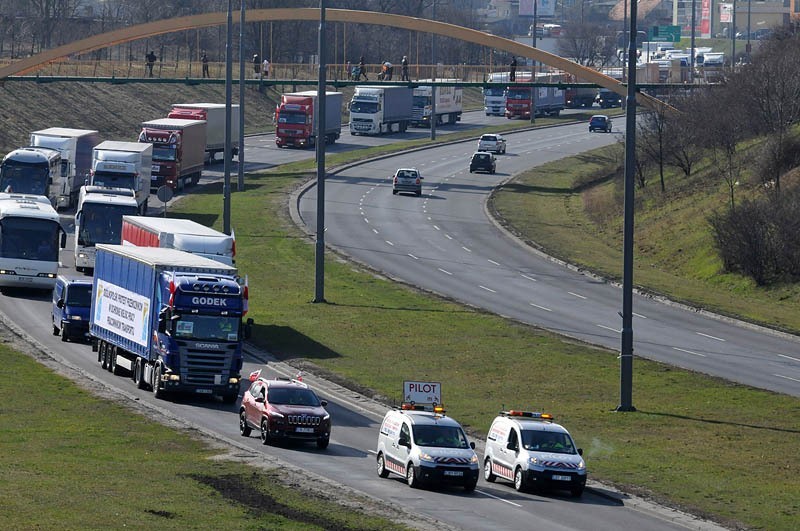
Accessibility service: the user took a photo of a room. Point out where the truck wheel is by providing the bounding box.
[152,364,164,399]
[239,410,252,437]
[100,342,108,370]
[109,347,119,375]
[52,320,59,336]
[133,359,146,389]
[141,200,149,216]
[377,453,390,478]
[221,393,238,404]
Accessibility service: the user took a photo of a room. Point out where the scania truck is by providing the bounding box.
[90,244,251,402]
[90,141,151,215]
[349,86,412,136]
[29,128,101,210]
[168,103,240,164]
[121,215,235,266]
[275,91,343,148]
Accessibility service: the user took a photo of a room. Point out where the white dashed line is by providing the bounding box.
[474,489,522,507]
[568,291,587,300]
[597,324,621,334]
[778,354,800,363]
[632,312,647,319]
[696,332,725,342]
[673,347,706,357]
[529,302,552,312]
[445,234,453,240]
[487,259,500,266]
[363,218,369,224]
[774,374,800,383]
[479,285,496,293]
[438,268,452,275]
[462,246,472,253]
[408,254,419,260]
[433,225,441,231]
[385,241,394,246]
[372,228,378,234]
[520,274,537,282]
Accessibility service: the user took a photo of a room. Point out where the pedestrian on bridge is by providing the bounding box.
[201,51,209,78]
[358,56,368,81]
[253,53,261,79]
[262,57,270,78]
[145,50,157,77]
[510,56,517,82]
[401,55,409,81]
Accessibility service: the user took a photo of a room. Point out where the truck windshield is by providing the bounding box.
[349,101,378,114]
[520,430,576,454]
[66,284,92,307]
[483,88,505,97]
[412,425,470,449]
[0,218,60,261]
[173,314,240,342]
[152,146,177,162]
[277,111,307,125]
[506,88,530,100]
[78,202,139,246]
[412,96,431,107]
[92,171,136,190]
[0,162,49,195]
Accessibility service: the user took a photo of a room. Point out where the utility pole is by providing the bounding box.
[313,0,328,303]
[430,0,437,141]
[237,1,245,192]
[223,0,232,235]
[530,0,538,125]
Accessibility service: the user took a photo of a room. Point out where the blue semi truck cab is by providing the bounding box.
[91,244,251,402]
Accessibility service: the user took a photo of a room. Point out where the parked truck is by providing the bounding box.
[349,85,413,136]
[411,80,463,127]
[90,141,151,215]
[0,147,61,206]
[29,128,101,210]
[505,73,565,119]
[138,118,206,191]
[275,91,343,148]
[121,215,235,266]
[74,186,140,272]
[168,103,240,164]
[90,244,251,402]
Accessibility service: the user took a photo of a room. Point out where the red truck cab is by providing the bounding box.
[275,96,314,148]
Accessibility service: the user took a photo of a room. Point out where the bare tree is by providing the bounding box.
[558,22,610,67]
[636,105,670,192]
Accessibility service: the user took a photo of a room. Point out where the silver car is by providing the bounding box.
[392,168,423,197]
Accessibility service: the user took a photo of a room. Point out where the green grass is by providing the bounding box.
[167,166,800,530]
[0,344,408,530]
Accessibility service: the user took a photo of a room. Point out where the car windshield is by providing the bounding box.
[267,387,321,407]
[480,136,496,142]
[474,154,489,161]
[65,284,92,307]
[412,425,470,448]
[520,430,576,454]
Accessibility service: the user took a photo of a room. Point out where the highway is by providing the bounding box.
[0,111,751,529]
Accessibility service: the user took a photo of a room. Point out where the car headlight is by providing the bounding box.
[469,454,479,464]
[529,456,540,466]
[69,315,84,321]
[577,460,586,470]
[418,452,435,463]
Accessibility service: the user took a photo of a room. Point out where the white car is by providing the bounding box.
[483,410,587,496]
[392,168,423,197]
[477,134,507,154]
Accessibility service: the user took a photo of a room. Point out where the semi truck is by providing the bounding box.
[0,147,61,206]
[505,73,565,119]
[274,91,343,148]
[484,72,512,116]
[90,244,251,402]
[411,80,463,127]
[29,128,101,210]
[563,74,597,108]
[349,85,413,136]
[74,186,140,272]
[90,141,151,215]
[168,103,240,164]
[121,215,235,266]
[138,118,206,191]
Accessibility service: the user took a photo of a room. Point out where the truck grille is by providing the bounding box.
[411,109,424,121]
[180,344,235,385]
[288,415,321,426]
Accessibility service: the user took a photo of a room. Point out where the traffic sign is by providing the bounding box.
[650,25,681,43]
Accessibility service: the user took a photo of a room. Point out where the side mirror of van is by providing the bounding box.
[506,441,516,450]
[577,448,583,456]
[470,441,476,450]
[398,436,410,448]
[56,299,64,309]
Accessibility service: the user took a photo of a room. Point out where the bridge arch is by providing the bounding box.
[0,8,666,111]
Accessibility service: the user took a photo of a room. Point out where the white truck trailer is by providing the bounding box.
[411,79,463,127]
[90,141,152,215]
[349,86,413,136]
[121,215,235,266]
[168,103,240,163]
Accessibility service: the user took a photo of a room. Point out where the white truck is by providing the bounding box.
[121,215,235,266]
[484,72,511,116]
[90,141,152,215]
[411,79,463,127]
[168,103,240,163]
[29,128,101,210]
[349,86,413,136]
[74,186,140,272]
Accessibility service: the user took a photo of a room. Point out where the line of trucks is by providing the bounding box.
[483,72,567,119]
[274,83,463,147]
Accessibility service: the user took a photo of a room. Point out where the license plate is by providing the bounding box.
[195,388,212,394]
[552,474,571,481]
[295,427,314,433]
[443,470,463,477]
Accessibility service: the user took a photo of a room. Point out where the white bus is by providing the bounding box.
[0,193,66,290]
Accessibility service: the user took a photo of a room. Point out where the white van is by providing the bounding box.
[483,410,586,496]
[376,405,480,491]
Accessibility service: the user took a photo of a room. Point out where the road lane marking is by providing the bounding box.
[597,324,621,334]
[462,246,472,253]
[529,302,552,312]
[385,241,394,246]
[433,225,441,231]
[363,218,369,224]
[372,228,378,234]
[408,254,418,260]
[633,312,648,319]
[438,268,452,275]
[445,234,453,240]
[774,374,800,383]
[696,332,725,342]
[487,259,500,266]
[568,291,587,299]
[479,285,496,293]
[520,274,537,282]
[673,347,706,357]
[778,354,800,363]
[474,489,522,507]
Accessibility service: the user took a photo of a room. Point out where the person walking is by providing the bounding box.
[358,56,368,81]
[262,57,270,78]
[201,50,209,78]
[145,50,157,77]
[509,56,517,82]
[401,55,409,81]
[253,53,261,79]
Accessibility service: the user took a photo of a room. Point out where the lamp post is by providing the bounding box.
[313,0,328,303]
[746,0,752,60]
[530,0,537,125]
[430,0,437,141]
[690,0,696,83]
[223,0,232,235]
[237,1,245,192]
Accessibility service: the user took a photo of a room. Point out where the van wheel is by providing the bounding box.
[514,467,527,492]
[376,454,390,478]
[406,465,420,488]
[464,481,477,492]
[571,485,584,497]
[316,437,329,449]
[52,321,59,336]
[484,459,496,482]
[60,326,68,342]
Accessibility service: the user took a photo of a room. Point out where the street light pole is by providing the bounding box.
[530,0,537,125]
[313,0,327,303]
[237,1,245,192]
[690,0,696,83]
[223,0,232,235]
[430,0,437,141]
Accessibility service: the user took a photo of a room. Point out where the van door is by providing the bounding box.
[387,421,411,476]
[494,425,519,481]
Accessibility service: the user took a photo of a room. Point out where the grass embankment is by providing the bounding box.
[0,343,408,530]
[167,161,799,529]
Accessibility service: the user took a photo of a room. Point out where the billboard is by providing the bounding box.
[720,3,733,24]
[519,0,556,18]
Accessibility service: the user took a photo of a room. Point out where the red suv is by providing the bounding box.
[239,377,331,449]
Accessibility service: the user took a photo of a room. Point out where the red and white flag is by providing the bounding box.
[248,368,262,381]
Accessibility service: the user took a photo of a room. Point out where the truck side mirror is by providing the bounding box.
[244,317,254,339]
[157,317,166,333]
[56,299,64,309]
[60,232,67,249]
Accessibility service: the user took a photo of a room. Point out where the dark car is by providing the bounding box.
[239,377,331,449]
[469,151,496,174]
[51,275,92,342]
[596,89,622,109]
[589,115,612,133]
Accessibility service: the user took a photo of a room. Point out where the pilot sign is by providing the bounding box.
[403,380,442,406]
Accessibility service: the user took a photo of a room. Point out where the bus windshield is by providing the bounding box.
[0,217,60,261]
[91,171,136,191]
[0,161,49,195]
[78,202,139,246]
